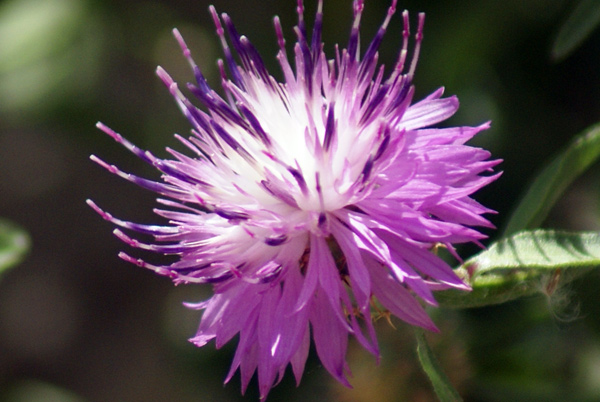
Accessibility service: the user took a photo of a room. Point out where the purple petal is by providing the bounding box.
[400,95,459,130]
[366,257,438,331]
[309,289,351,387]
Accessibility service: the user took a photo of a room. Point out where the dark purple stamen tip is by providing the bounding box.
[265,235,288,246]
[209,6,246,89]
[315,172,325,211]
[209,120,254,162]
[90,155,175,195]
[288,167,309,196]
[201,271,235,284]
[360,84,388,126]
[259,268,283,284]
[260,180,299,207]
[310,0,324,58]
[358,0,399,82]
[323,103,336,151]
[361,156,374,183]
[374,127,391,161]
[214,208,249,221]
[318,212,327,228]
[238,104,272,146]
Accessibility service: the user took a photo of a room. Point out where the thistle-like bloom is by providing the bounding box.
[89,0,500,398]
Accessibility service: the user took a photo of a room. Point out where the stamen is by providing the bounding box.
[359,0,398,80]
[239,35,272,84]
[347,0,365,61]
[296,0,307,41]
[237,103,272,146]
[273,16,286,52]
[209,6,245,88]
[408,13,425,79]
[318,212,327,229]
[396,10,411,73]
[311,0,324,58]
[288,167,309,196]
[265,234,288,246]
[214,208,250,221]
[87,199,179,235]
[96,122,155,166]
[90,155,179,195]
[373,126,391,161]
[113,229,189,254]
[293,26,314,94]
[186,82,249,130]
[257,264,283,283]
[217,59,237,108]
[155,67,215,140]
[315,172,325,211]
[209,120,255,163]
[323,102,336,151]
[361,156,374,183]
[172,28,210,94]
[119,252,177,278]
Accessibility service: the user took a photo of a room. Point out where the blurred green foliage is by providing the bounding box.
[0,219,29,277]
[0,0,104,121]
[552,0,600,61]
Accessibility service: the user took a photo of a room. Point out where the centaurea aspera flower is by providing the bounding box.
[89,0,500,398]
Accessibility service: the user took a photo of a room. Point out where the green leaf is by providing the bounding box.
[415,328,463,402]
[437,230,600,308]
[0,219,30,275]
[502,122,600,237]
[552,0,600,61]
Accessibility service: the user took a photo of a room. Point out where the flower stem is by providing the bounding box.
[414,328,463,402]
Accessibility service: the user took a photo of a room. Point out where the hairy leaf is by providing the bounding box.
[438,230,600,308]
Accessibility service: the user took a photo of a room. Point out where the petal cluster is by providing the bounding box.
[89,0,500,398]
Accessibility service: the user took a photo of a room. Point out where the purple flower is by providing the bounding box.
[89,0,500,398]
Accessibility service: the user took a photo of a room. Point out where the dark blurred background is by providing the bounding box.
[1,0,600,401]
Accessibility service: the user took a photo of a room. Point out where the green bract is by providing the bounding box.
[438,230,600,308]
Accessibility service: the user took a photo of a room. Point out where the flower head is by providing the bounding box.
[89,0,500,398]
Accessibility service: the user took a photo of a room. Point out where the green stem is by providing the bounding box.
[415,328,463,402]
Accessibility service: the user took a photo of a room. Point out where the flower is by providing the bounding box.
[88,0,500,398]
